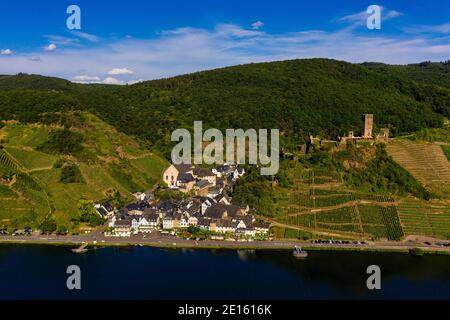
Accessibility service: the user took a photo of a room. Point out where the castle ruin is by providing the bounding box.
[307,114,390,151]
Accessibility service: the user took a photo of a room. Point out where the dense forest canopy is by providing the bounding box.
[1,59,450,158]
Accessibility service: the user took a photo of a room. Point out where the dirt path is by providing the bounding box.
[257,215,365,240]
[285,199,397,216]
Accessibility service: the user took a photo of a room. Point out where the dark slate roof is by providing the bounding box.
[96,207,108,217]
[102,202,114,212]
[144,212,160,222]
[195,180,210,189]
[204,207,226,219]
[217,219,239,228]
[208,186,221,194]
[174,163,195,173]
[158,199,178,212]
[115,219,132,227]
[208,203,241,218]
[197,218,210,227]
[178,173,195,183]
[194,168,215,177]
[215,194,230,202]
[215,164,234,173]
[143,208,157,215]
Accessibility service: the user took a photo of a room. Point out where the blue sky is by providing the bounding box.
[1,0,450,83]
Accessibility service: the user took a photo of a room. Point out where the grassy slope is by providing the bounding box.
[442,145,450,162]
[0,112,168,230]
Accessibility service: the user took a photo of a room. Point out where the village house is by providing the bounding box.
[233,167,245,180]
[163,164,195,188]
[215,194,231,205]
[177,173,196,193]
[132,191,154,203]
[113,219,132,237]
[215,220,239,234]
[212,164,235,178]
[194,180,211,196]
[188,214,199,226]
[193,168,217,186]
[95,202,115,217]
[163,214,174,230]
[207,186,221,199]
[126,202,150,216]
[236,227,257,238]
[254,222,271,235]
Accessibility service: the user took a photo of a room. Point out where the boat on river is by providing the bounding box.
[293,246,308,259]
[72,243,89,254]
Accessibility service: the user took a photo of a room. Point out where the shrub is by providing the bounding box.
[60,164,84,184]
[37,128,83,155]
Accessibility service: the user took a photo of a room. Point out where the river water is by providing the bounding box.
[0,245,449,299]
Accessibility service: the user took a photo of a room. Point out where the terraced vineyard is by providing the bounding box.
[297,169,342,185]
[0,113,168,230]
[280,204,404,240]
[387,140,450,196]
[276,168,406,240]
[398,201,450,239]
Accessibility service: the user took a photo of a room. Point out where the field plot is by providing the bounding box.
[387,140,450,195]
[2,124,50,149]
[358,205,403,241]
[5,147,56,171]
[398,201,450,239]
[295,169,341,185]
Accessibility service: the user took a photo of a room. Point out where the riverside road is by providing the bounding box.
[1,231,449,253]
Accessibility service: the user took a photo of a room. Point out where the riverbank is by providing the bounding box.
[1,234,449,255]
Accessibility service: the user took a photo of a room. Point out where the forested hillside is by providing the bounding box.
[1,59,450,157]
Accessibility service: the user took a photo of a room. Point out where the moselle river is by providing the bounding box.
[0,245,449,300]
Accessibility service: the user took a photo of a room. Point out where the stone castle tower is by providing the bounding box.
[362,114,374,139]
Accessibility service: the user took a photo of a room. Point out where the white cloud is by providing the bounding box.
[44,43,57,51]
[73,75,101,83]
[45,35,79,46]
[28,56,41,62]
[102,77,124,85]
[405,23,450,34]
[108,68,134,75]
[71,31,100,42]
[338,7,403,26]
[3,19,450,83]
[1,49,13,55]
[251,21,265,30]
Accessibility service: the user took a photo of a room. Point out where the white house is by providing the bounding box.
[233,167,245,180]
[137,216,153,233]
[188,216,198,226]
[180,215,189,228]
[113,220,132,237]
[212,164,235,178]
[201,198,215,214]
[95,202,115,217]
[108,215,117,228]
[216,220,238,234]
[163,215,174,230]
[254,222,270,235]
[131,218,140,234]
[236,227,256,237]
